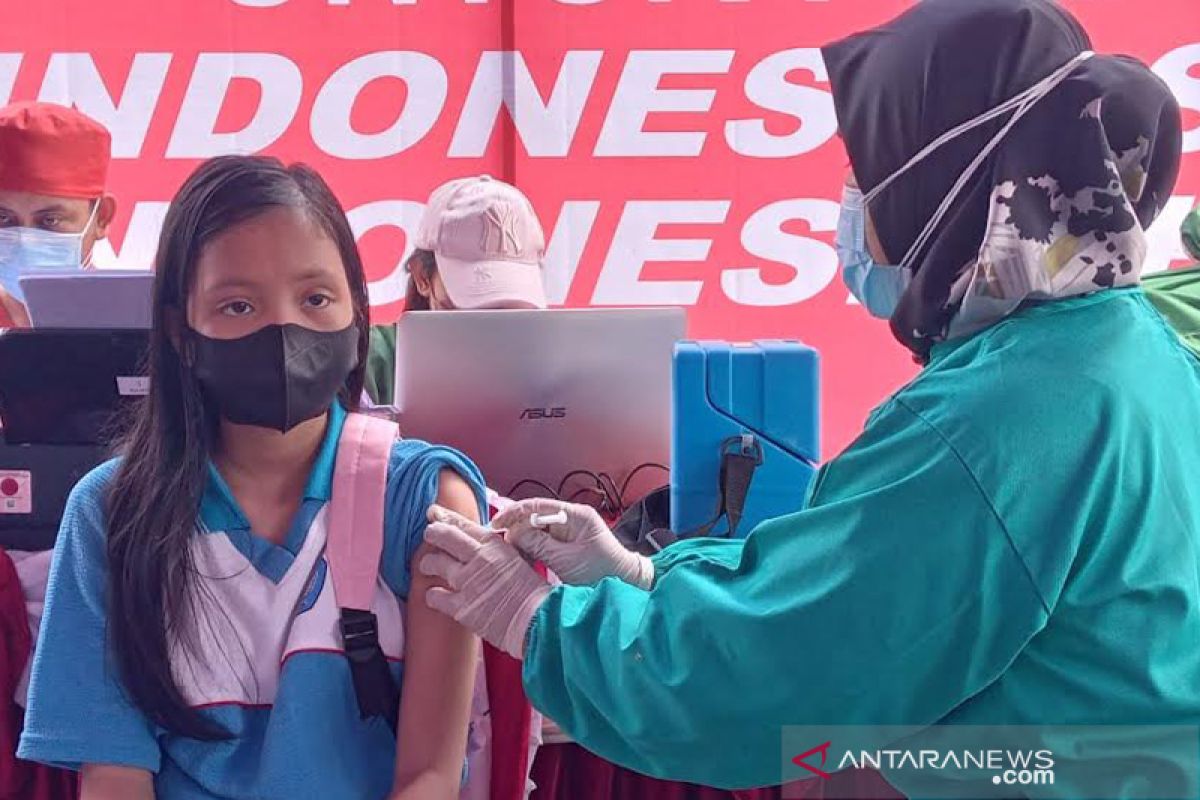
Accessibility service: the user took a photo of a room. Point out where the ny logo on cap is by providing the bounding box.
[473,264,494,284]
[480,201,522,257]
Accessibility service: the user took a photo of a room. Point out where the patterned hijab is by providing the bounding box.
[823,0,1183,359]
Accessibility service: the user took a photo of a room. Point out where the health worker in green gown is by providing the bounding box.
[419,0,1197,795]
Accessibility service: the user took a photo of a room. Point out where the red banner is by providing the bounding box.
[4,0,1197,455]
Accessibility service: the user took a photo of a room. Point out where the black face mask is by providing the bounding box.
[188,323,359,433]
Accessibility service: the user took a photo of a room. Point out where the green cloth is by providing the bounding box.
[1182,207,1200,261]
[1144,266,1200,358]
[523,289,1200,793]
[364,324,396,406]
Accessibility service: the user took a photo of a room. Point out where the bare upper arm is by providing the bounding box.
[391,469,481,796]
[81,764,154,800]
[433,468,481,524]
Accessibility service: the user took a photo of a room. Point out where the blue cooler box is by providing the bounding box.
[671,340,820,538]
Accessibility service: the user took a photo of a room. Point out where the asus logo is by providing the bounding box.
[520,407,566,420]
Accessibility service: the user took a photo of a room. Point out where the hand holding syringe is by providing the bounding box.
[429,500,654,589]
[490,500,655,589]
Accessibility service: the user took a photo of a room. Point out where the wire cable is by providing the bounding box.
[619,462,670,506]
[505,479,561,500]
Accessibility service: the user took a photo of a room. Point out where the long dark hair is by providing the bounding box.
[106,155,371,738]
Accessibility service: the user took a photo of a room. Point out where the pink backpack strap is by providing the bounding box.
[328,412,397,611]
[327,412,401,728]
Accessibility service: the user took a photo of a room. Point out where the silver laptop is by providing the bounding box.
[21,270,155,330]
[395,308,686,503]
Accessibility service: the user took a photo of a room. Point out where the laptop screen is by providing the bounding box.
[0,329,151,445]
[395,308,685,502]
[20,271,155,330]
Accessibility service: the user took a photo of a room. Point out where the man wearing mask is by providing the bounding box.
[0,102,116,329]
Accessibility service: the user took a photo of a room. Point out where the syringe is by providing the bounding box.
[530,510,569,528]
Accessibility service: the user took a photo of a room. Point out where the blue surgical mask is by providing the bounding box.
[836,185,910,320]
[0,203,98,304]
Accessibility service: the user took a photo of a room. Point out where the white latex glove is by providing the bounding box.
[420,506,552,660]
[492,499,655,590]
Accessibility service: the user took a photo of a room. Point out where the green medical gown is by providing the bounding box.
[1144,265,1200,359]
[522,288,1200,793]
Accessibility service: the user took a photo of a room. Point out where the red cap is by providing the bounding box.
[0,102,111,199]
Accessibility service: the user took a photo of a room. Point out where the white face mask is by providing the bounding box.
[0,201,99,303]
[862,50,1095,272]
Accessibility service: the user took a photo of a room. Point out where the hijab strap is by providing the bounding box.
[865,50,1095,269]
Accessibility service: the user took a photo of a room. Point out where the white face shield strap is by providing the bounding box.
[863,50,1095,271]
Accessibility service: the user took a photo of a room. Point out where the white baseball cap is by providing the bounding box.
[414,175,548,309]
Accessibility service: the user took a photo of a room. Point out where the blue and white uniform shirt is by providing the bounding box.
[19,403,487,800]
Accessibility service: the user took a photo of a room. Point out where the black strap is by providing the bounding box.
[339,608,400,732]
[647,434,763,552]
[720,445,758,537]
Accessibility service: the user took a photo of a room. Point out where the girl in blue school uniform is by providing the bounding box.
[18,155,484,799]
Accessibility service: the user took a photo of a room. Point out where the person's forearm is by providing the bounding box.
[81,765,155,800]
